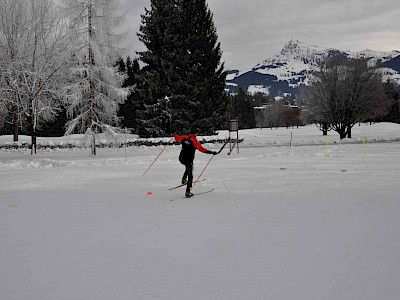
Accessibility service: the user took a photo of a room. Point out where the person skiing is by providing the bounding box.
[174,127,218,198]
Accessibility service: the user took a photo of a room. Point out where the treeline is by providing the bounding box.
[228,89,304,130]
[0,0,128,155]
[21,54,400,139]
[1,0,400,151]
[0,0,228,155]
[229,57,400,135]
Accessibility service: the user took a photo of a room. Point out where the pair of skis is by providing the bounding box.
[169,179,214,198]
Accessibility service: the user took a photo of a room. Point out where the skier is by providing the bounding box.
[174,127,218,197]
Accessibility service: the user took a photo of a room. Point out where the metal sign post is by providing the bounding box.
[228,118,239,155]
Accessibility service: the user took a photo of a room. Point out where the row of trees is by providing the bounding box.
[69,51,400,138]
[228,89,304,129]
[0,0,128,154]
[0,0,229,146]
[227,56,399,134]
[256,102,304,129]
[1,0,399,149]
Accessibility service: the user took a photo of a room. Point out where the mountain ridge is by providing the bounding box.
[226,39,400,97]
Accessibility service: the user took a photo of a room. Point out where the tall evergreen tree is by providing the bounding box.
[381,80,400,123]
[137,0,227,137]
[177,0,228,134]
[230,89,256,129]
[136,0,176,137]
[117,56,142,131]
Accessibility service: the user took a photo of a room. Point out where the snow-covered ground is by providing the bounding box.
[1,123,400,300]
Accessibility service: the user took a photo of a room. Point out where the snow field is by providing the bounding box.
[1,123,400,299]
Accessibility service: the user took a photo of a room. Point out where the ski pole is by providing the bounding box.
[194,154,214,186]
[218,138,230,154]
[194,138,229,186]
[142,134,175,176]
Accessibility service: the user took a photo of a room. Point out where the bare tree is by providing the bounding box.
[0,0,69,153]
[305,57,389,139]
[63,0,128,155]
[265,101,286,129]
[0,0,29,141]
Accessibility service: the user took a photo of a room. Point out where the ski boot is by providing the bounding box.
[185,191,193,198]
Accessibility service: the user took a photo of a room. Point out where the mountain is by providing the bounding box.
[226,40,400,97]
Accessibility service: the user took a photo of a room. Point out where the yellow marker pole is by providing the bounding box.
[362,130,366,163]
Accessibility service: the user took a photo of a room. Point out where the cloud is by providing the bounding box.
[118,0,400,71]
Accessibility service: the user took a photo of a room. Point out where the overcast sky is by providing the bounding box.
[118,0,400,71]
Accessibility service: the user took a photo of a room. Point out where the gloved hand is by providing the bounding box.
[207,150,218,155]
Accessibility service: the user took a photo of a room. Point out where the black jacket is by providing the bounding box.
[175,133,208,165]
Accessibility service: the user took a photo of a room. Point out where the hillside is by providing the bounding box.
[226,39,400,97]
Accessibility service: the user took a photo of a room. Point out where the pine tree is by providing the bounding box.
[137,0,227,137]
[381,80,400,123]
[177,0,228,134]
[230,89,256,129]
[117,56,142,131]
[136,0,176,137]
[63,0,128,155]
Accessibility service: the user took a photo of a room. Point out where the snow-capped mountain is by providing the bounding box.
[226,39,400,97]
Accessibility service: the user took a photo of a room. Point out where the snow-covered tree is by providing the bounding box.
[63,0,128,155]
[0,0,26,140]
[0,0,69,153]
